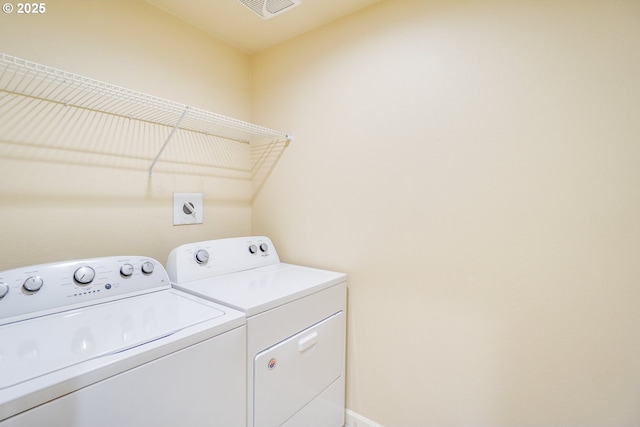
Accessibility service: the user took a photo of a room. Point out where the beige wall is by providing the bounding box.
[0,0,253,269]
[252,0,640,426]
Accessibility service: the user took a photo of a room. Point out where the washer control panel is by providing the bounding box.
[0,256,169,325]
[166,236,280,284]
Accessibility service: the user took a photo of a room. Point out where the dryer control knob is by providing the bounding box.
[0,282,9,299]
[249,244,258,254]
[195,249,210,264]
[120,263,134,277]
[23,276,44,293]
[259,243,268,252]
[74,266,95,285]
[141,261,154,275]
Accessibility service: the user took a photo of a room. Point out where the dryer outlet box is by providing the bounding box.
[173,193,203,225]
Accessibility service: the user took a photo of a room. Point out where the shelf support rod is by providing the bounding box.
[148,107,189,176]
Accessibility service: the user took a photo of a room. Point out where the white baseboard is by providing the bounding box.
[345,409,385,427]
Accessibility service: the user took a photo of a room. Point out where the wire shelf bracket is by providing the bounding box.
[148,107,189,176]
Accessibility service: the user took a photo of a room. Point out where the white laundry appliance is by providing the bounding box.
[0,256,246,427]
[166,236,347,427]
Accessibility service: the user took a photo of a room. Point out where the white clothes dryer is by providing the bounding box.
[167,236,347,427]
[0,256,246,427]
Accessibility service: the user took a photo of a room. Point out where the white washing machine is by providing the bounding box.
[167,236,347,427]
[0,256,246,427]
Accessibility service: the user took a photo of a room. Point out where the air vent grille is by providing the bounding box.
[238,0,301,19]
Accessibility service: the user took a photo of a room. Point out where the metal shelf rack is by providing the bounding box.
[0,53,291,194]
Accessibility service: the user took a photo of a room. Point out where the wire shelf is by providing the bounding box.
[0,53,291,185]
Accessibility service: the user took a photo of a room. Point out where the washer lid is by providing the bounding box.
[173,263,346,317]
[0,289,227,389]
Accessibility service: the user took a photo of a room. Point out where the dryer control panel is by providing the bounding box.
[0,256,170,325]
[166,236,280,284]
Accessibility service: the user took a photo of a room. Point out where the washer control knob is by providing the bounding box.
[195,249,210,264]
[74,266,95,285]
[249,244,258,254]
[120,263,135,277]
[0,282,9,299]
[23,276,44,293]
[141,261,154,275]
[259,243,269,253]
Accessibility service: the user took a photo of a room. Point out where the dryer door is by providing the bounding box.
[253,311,345,427]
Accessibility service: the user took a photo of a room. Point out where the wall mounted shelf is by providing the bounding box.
[0,53,291,198]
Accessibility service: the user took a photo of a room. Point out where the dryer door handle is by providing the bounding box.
[298,332,319,352]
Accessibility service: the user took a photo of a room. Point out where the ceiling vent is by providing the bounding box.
[237,0,302,19]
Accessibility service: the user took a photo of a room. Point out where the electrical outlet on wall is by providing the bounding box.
[173,193,203,225]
